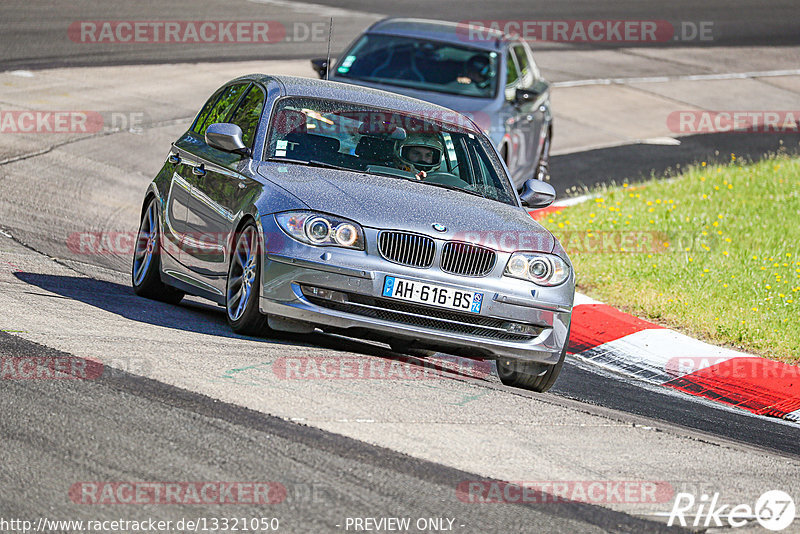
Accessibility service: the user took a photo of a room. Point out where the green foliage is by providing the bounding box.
[541,154,800,364]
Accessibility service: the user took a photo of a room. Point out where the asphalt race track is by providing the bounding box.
[1,1,799,532]
[1,0,798,70]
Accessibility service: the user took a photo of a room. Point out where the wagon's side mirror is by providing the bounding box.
[311,58,328,79]
[519,179,555,208]
[513,80,549,107]
[514,87,536,106]
[205,123,250,156]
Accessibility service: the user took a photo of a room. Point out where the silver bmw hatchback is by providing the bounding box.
[132,74,574,391]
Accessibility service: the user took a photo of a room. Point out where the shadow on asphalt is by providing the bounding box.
[551,132,800,197]
[12,272,492,381]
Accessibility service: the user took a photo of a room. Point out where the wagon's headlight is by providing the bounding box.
[275,211,365,250]
[504,252,570,286]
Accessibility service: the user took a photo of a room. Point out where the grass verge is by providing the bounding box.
[541,153,800,365]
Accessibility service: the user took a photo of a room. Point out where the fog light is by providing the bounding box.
[301,285,348,303]
[501,322,541,336]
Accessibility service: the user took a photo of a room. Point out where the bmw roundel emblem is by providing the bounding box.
[432,223,447,232]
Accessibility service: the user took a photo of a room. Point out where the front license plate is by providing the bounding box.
[382,276,483,313]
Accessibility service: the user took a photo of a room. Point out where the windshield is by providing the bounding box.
[265,97,516,206]
[335,34,498,99]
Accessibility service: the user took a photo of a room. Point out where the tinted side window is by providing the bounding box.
[197,83,249,137]
[505,50,519,86]
[228,85,266,149]
[505,50,520,101]
[192,88,224,134]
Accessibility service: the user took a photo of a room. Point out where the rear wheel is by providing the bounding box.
[131,197,184,304]
[226,223,270,336]
[496,325,569,392]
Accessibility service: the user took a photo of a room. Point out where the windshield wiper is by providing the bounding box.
[341,74,492,99]
[365,168,413,180]
[416,180,486,199]
[364,167,485,199]
[270,157,489,200]
[378,173,486,200]
[267,157,352,172]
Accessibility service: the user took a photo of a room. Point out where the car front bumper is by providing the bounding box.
[258,217,574,364]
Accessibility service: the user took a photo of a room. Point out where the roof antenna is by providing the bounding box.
[325,17,333,81]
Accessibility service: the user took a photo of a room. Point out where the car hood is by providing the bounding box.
[257,162,554,252]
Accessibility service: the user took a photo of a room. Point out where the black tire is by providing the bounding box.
[226,222,271,336]
[131,197,184,304]
[535,131,551,182]
[390,340,437,358]
[496,325,569,392]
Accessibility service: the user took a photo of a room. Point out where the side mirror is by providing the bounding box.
[514,87,536,106]
[205,123,250,156]
[311,58,328,79]
[513,80,549,106]
[519,179,556,208]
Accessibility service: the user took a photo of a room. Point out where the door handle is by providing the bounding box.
[168,153,180,164]
[192,164,206,177]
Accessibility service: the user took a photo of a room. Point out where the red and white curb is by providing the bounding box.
[530,201,800,423]
[568,293,800,422]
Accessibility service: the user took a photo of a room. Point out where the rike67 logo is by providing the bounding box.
[668,490,795,531]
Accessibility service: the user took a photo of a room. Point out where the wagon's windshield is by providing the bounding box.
[265,97,516,206]
[335,34,498,99]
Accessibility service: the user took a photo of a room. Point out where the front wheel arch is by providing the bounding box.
[228,214,260,264]
[140,191,157,220]
[225,218,270,336]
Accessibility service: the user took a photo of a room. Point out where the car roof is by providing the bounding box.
[231,74,482,133]
[366,17,514,51]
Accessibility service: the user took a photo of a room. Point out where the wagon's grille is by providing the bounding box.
[378,231,436,268]
[440,242,496,277]
[304,290,542,342]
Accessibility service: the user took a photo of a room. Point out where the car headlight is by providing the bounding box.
[504,252,570,286]
[275,211,365,250]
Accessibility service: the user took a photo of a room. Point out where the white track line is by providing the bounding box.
[247,0,382,17]
[553,68,800,88]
